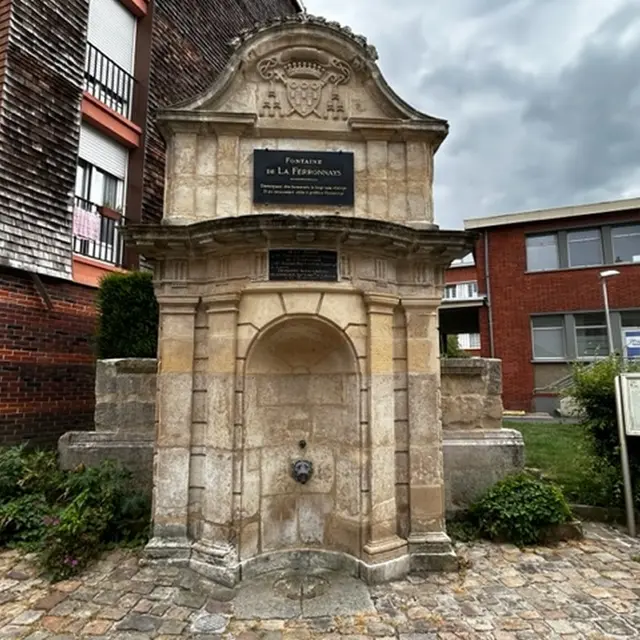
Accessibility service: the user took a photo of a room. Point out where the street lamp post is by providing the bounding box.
[600,270,635,537]
[600,269,619,356]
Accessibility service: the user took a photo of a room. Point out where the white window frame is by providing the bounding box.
[443,281,479,300]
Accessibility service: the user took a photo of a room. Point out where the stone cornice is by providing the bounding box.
[126,215,476,266]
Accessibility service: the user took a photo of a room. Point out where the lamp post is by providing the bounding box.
[600,270,635,536]
[600,269,620,356]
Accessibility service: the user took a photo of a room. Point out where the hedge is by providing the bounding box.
[96,271,159,359]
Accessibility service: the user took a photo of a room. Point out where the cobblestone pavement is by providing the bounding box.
[1,523,640,639]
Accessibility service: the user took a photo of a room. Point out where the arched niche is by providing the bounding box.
[240,315,362,563]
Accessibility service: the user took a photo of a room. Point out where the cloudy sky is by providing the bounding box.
[303,0,640,228]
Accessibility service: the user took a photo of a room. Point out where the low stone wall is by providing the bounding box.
[58,359,157,491]
[441,358,503,431]
[441,358,524,510]
[59,356,524,507]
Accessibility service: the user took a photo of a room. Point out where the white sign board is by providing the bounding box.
[619,373,640,436]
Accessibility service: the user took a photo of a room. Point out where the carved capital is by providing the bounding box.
[364,293,399,315]
[155,295,200,315]
[402,297,441,311]
[203,293,240,315]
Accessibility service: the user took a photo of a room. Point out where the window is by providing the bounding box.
[444,285,456,300]
[526,234,559,271]
[567,228,603,267]
[612,224,640,263]
[574,313,609,358]
[443,282,479,300]
[75,159,124,210]
[457,333,481,350]
[621,311,640,327]
[87,0,136,73]
[532,316,566,359]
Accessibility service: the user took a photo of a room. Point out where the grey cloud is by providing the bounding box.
[304,0,640,227]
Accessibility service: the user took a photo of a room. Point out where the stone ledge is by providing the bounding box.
[100,358,158,374]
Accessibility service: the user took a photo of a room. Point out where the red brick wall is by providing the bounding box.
[477,211,640,410]
[0,267,97,447]
[445,264,477,284]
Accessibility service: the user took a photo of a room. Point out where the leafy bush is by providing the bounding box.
[443,335,470,358]
[570,356,640,508]
[97,271,159,359]
[0,448,150,580]
[469,473,572,546]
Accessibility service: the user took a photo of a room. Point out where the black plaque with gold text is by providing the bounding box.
[269,249,338,282]
[254,150,354,206]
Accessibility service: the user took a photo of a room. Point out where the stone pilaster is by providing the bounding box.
[146,295,199,564]
[403,298,456,571]
[190,294,240,586]
[362,293,409,583]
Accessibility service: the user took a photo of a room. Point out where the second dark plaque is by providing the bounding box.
[269,250,338,282]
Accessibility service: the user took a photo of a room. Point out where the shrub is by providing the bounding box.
[97,271,159,359]
[0,447,150,580]
[469,473,572,546]
[570,356,640,508]
[443,335,470,358]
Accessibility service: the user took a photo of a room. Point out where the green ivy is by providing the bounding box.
[96,271,159,359]
[469,473,572,546]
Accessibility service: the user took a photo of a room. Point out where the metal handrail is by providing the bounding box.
[84,43,135,119]
[72,196,126,267]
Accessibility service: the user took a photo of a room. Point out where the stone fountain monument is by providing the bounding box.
[127,14,475,587]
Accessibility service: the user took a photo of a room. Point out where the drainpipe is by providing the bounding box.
[484,230,495,358]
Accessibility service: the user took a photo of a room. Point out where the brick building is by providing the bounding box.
[455,197,640,412]
[0,0,300,446]
[441,252,483,355]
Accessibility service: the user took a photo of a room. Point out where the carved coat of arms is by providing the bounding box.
[257,47,352,119]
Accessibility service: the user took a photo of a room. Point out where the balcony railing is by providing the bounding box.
[73,197,126,267]
[84,43,135,119]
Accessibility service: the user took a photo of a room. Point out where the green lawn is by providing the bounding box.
[505,421,614,505]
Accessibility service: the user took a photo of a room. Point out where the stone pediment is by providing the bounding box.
[158,14,448,144]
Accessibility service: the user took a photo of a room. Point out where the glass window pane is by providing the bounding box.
[574,313,606,327]
[533,328,565,359]
[469,333,481,349]
[526,234,559,271]
[567,228,603,267]
[444,285,456,299]
[621,310,640,327]
[89,171,104,206]
[532,315,564,329]
[612,224,640,263]
[576,327,609,357]
[103,174,119,210]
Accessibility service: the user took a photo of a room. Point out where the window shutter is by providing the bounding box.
[79,124,128,179]
[87,0,136,72]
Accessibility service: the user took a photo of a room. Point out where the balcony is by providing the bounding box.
[73,197,126,268]
[84,43,135,120]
